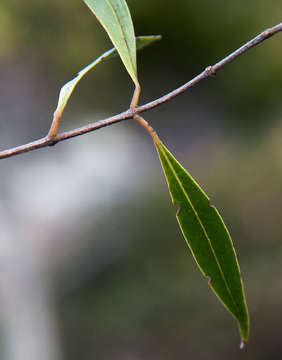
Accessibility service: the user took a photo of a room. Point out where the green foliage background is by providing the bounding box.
[0,1,282,359]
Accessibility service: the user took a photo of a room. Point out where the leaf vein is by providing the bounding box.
[105,0,136,80]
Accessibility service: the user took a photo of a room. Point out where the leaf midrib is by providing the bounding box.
[105,0,136,81]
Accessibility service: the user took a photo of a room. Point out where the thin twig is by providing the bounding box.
[0,22,281,160]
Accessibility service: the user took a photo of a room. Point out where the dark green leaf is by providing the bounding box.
[154,138,249,345]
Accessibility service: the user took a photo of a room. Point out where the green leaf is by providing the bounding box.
[52,36,161,126]
[107,35,161,60]
[135,35,162,52]
[83,0,138,84]
[154,138,249,345]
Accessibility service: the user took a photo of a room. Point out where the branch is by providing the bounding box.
[0,22,281,160]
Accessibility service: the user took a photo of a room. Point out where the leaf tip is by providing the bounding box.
[240,339,247,350]
[154,34,162,41]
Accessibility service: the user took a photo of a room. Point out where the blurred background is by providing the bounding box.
[0,1,282,359]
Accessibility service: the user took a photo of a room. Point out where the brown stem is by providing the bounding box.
[0,22,281,160]
[133,114,158,142]
[130,81,141,109]
[47,110,62,139]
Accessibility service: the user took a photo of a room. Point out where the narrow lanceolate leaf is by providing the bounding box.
[135,35,162,52]
[83,0,138,84]
[52,36,160,128]
[154,137,249,346]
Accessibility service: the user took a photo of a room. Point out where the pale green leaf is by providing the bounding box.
[83,0,138,84]
[52,36,160,125]
[135,35,162,51]
[154,137,249,346]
